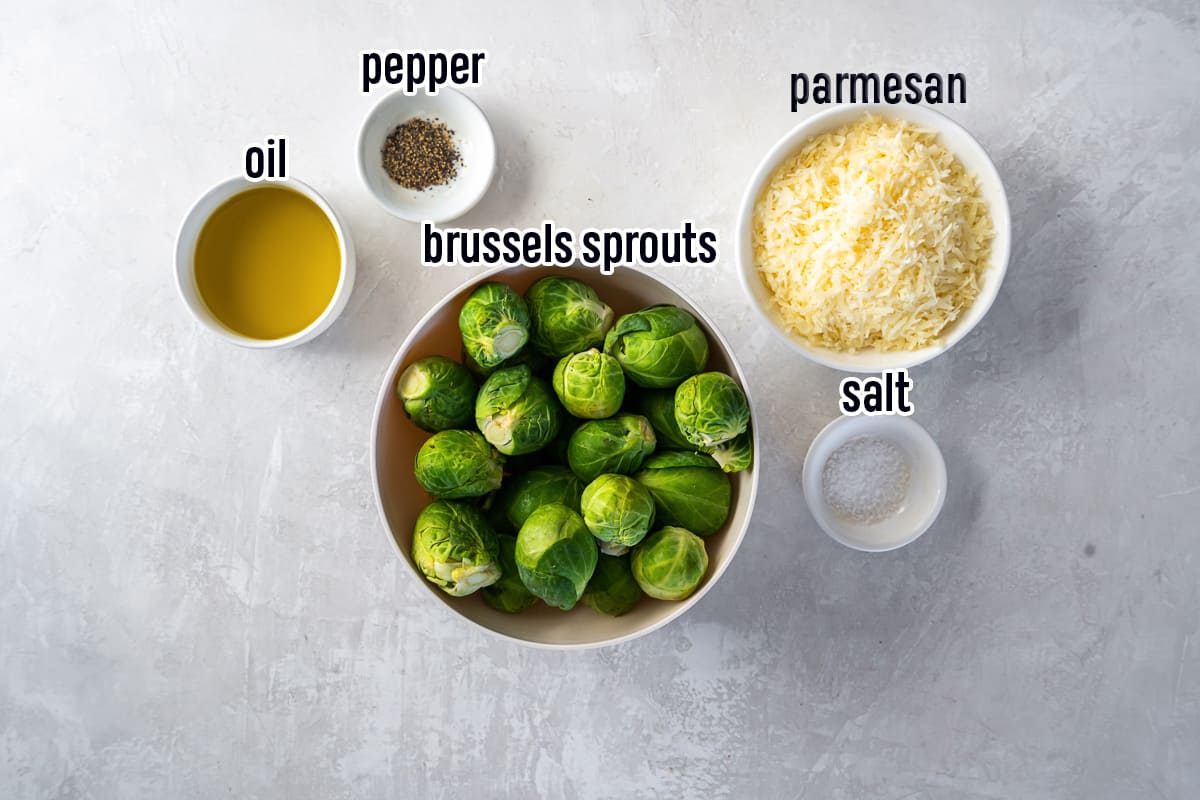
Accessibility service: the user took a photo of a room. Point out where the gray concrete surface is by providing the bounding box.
[2,1,1198,797]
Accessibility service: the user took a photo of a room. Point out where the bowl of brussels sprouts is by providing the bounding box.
[371,265,759,648]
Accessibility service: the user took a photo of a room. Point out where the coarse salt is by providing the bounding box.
[821,436,911,523]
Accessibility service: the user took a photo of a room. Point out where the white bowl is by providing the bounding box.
[357,88,496,222]
[174,176,356,349]
[370,264,759,649]
[735,104,1012,372]
[802,415,946,552]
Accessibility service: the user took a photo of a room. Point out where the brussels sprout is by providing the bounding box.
[603,305,709,388]
[673,372,750,448]
[459,282,531,370]
[396,356,477,432]
[413,430,504,499]
[475,365,563,456]
[581,554,642,616]
[580,474,656,554]
[482,535,538,613]
[638,389,693,450]
[634,451,731,536]
[552,348,626,419]
[411,500,502,596]
[526,276,615,357]
[705,429,753,473]
[631,526,708,601]
[496,465,584,531]
[567,413,657,483]
[515,503,598,610]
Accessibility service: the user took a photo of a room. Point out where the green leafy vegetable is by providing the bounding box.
[631,526,708,601]
[413,429,504,499]
[638,388,693,450]
[673,372,750,448]
[633,451,731,536]
[412,500,502,596]
[705,429,753,473]
[581,554,643,616]
[459,282,531,370]
[580,473,656,554]
[496,465,585,531]
[604,305,709,388]
[552,348,626,419]
[396,355,477,432]
[567,414,657,482]
[526,276,614,357]
[475,364,563,456]
[515,503,598,610]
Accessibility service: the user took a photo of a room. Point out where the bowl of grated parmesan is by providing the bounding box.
[736,104,1010,371]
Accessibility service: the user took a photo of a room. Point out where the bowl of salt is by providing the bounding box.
[802,415,947,552]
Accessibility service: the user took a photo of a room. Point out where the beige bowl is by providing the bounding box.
[370,265,759,649]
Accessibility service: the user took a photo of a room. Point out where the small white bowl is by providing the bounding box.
[174,176,356,349]
[802,415,946,552]
[735,104,1012,372]
[357,88,496,222]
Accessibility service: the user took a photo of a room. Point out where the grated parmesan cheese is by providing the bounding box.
[752,115,994,352]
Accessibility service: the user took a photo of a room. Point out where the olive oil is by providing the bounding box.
[194,186,340,340]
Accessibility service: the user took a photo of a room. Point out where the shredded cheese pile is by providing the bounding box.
[752,116,994,352]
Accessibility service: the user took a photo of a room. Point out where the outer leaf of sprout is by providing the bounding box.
[634,452,731,536]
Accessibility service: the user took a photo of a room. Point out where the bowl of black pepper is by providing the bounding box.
[357,87,496,223]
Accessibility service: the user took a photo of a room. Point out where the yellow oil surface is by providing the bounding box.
[194,186,341,340]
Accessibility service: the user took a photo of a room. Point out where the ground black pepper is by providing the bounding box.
[381,117,462,191]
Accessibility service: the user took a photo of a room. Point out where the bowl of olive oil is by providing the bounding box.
[175,177,355,348]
